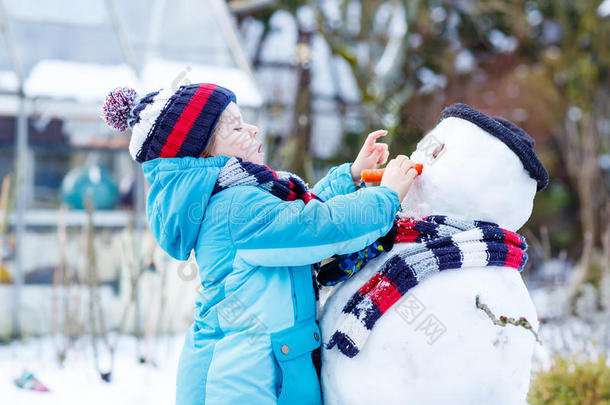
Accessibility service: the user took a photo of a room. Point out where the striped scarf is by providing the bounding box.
[326,215,528,358]
[212,157,321,204]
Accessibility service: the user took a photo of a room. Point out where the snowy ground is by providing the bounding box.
[0,334,184,405]
[530,285,610,372]
[0,330,584,405]
[1,286,608,404]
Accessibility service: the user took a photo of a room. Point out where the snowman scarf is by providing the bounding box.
[326,215,528,358]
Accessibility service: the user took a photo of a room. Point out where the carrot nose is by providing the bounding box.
[361,164,423,183]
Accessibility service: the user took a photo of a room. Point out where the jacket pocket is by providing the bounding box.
[270,320,323,405]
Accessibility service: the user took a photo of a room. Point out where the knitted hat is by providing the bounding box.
[439,103,549,191]
[102,83,236,163]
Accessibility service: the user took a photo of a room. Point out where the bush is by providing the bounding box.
[528,354,610,405]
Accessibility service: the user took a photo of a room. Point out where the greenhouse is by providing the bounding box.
[0,0,262,338]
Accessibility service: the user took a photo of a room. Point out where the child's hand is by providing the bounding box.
[350,130,389,185]
[380,155,418,203]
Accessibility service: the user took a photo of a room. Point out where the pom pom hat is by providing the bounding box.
[102,83,236,163]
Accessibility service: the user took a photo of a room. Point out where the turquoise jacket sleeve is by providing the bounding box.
[310,162,361,200]
[227,185,400,267]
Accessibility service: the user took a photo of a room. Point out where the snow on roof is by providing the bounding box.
[5,0,109,26]
[0,71,19,93]
[22,58,262,108]
[141,58,262,108]
[23,60,138,102]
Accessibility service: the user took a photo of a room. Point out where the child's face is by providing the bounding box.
[207,102,264,164]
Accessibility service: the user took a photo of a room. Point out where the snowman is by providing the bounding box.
[319,103,548,405]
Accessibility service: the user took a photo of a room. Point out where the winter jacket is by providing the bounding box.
[141,156,400,405]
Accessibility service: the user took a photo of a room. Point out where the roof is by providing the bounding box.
[0,0,262,115]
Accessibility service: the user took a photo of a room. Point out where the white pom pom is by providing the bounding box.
[101,87,138,132]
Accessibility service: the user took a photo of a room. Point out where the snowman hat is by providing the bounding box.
[439,103,549,191]
[101,83,236,163]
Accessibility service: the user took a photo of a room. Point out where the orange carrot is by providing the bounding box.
[361,163,423,183]
[360,169,385,183]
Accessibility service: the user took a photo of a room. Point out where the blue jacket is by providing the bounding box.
[142,156,400,405]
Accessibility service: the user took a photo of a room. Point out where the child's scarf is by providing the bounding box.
[316,225,397,286]
[212,157,320,204]
[325,215,528,358]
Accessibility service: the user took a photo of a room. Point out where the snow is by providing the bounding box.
[1,296,603,405]
[140,58,263,108]
[4,0,109,25]
[320,114,540,404]
[321,264,539,405]
[22,59,263,108]
[404,117,537,231]
[310,35,339,99]
[529,284,610,369]
[454,49,475,74]
[416,67,447,94]
[258,10,297,64]
[24,60,139,102]
[488,30,519,53]
[0,70,19,92]
[0,334,184,405]
[22,58,262,107]
[373,3,407,78]
[599,0,610,17]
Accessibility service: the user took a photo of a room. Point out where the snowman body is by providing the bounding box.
[320,116,541,405]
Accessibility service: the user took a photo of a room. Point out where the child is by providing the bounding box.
[102,83,418,405]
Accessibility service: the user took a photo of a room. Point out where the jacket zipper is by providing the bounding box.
[288,268,298,322]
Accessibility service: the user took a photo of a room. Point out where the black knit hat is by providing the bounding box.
[439,103,549,191]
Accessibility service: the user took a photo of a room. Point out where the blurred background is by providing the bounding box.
[0,0,608,403]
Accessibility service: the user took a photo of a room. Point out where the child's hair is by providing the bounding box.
[201,129,219,157]
[201,112,229,157]
[201,104,231,157]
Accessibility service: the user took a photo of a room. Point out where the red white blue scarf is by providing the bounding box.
[326,215,528,358]
[212,157,320,204]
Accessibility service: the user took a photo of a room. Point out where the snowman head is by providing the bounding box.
[403,104,548,231]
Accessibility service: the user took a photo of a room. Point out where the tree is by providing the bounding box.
[232,1,609,303]
[322,0,610,307]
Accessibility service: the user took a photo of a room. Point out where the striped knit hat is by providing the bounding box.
[439,103,549,191]
[102,83,236,163]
